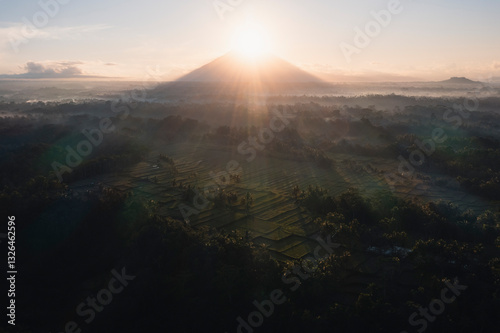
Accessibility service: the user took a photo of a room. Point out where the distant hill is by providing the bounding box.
[177,52,322,83]
[439,77,480,84]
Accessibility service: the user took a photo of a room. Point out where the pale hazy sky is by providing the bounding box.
[0,0,499,81]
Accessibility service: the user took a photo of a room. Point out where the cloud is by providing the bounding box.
[0,23,110,53]
[23,61,84,78]
[0,61,103,79]
[25,61,46,74]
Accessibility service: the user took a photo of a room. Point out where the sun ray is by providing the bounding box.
[233,22,270,59]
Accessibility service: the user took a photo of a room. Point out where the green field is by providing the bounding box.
[68,141,497,261]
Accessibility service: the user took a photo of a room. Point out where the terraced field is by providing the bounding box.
[69,142,497,261]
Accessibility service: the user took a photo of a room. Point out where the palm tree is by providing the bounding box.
[245,192,253,214]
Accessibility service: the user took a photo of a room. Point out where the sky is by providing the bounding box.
[0,0,499,81]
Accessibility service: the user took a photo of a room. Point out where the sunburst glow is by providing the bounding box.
[233,24,270,59]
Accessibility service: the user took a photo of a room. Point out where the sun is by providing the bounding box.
[233,24,270,59]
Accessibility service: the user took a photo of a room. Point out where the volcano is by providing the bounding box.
[177,52,322,83]
[151,52,327,100]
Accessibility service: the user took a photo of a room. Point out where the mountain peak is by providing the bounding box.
[177,52,322,83]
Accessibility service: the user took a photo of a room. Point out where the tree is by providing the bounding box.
[245,192,253,214]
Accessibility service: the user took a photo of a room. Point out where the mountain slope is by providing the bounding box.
[177,52,322,83]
